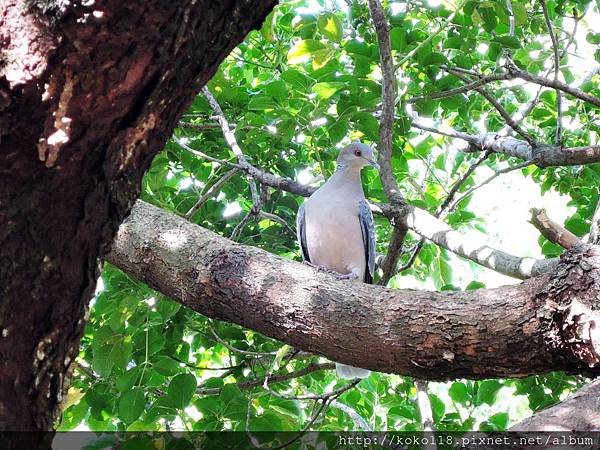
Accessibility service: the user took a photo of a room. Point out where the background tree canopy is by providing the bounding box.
[59,0,599,441]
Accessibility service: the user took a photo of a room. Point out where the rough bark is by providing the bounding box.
[530,208,581,250]
[107,201,600,380]
[0,0,276,434]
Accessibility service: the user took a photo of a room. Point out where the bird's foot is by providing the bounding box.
[304,261,332,272]
[336,272,360,281]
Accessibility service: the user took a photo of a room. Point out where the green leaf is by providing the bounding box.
[421,52,448,66]
[489,412,509,430]
[118,388,146,423]
[156,299,181,320]
[168,373,197,409]
[476,380,503,406]
[247,96,277,111]
[449,382,470,405]
[466,280,486,290]
[152,355,180,376]
[352,112,379,140]
[313,81,345,99]
[492,35,521,49]
[287,39,326,64]
[317,13,343,42]
[390,27,408,52]
[265,80,289,102]
[328,120,348,144]
[260,11,275,42]
[477,5,497,32]
[428,394,445,423]
[443,36,463,49]
[92,337,132,378]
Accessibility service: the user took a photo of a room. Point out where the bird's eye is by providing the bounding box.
[354,150,362,157]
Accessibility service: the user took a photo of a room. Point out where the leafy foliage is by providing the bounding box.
[59,0,598,435]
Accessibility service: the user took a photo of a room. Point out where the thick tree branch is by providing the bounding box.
[106,201,600,379]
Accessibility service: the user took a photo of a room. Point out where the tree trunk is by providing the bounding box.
[0,0,276,434]
[107,200,600,380]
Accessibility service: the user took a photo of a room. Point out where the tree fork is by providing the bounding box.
[108,201,600,380]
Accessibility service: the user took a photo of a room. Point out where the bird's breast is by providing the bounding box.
[303,199,366,278]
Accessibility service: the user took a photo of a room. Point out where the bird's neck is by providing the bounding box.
[328,166,364,194]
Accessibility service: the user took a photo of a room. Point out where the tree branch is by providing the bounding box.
[368,0,408,284]
[196,362,335,395]
[185,168,240,219]
[507,65,600,108]
[106,200,600,379]
[411,122,600,167]
[530,208,581,249]
[540,0,563,145]
[402,206,556,279]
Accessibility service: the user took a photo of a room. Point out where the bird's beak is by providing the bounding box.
[367,159,380,171]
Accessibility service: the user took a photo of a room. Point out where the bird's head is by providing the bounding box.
[336,141,380,172]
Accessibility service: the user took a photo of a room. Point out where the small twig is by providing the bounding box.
[540,0,563,145]
[396,4,461,67]
[582,66,600,86]
[197,362,335,395]
[589,199,600,245]
[438,151,491,214]
[449,159,533,211]
[185,168,240,219]
[264,372,361,401]
[246,398,329,450]
[445,69,537,144]
[406,73,512,104]
[507,66,600,108]
[230,211,254,241]
[529,208,580,249]
[209,325,277,357]
[499,85,544,137]
[202,87,262,211]
[330,399,373,431]
[173,136,242,169]
[178,121,221,130]
[415,380,437,450]
[167,354,242,371]
[505,0,515,36]
[257,210,296,237]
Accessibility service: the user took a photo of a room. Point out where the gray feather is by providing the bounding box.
[296,203,310,263]
[358,199,376,284]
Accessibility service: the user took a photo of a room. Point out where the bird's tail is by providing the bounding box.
[336,363,370,379]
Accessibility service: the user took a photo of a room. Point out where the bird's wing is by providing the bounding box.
[358,199,376,284]
[296,202,311,263]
